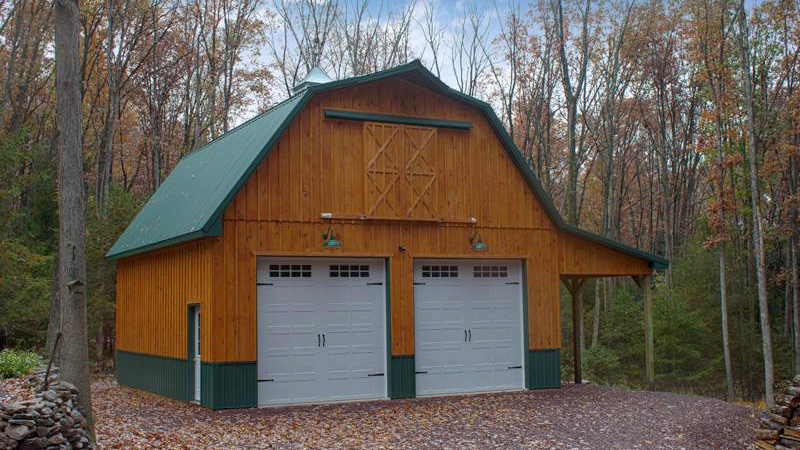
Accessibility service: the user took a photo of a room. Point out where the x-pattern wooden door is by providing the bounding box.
[364,123,402,216]
[403,126,437,217]
[364,122,438,218]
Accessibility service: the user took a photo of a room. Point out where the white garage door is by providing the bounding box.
[257,258,387,405]
[414,260,524,396]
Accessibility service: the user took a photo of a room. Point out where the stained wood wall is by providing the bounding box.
[116,239,214,359]
[558,232,652,276]
[212,76,565,362]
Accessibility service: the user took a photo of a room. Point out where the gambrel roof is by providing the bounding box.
[107,61,668,269]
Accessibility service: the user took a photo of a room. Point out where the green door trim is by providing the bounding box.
[521,260,530,389]
[385,258,392,399]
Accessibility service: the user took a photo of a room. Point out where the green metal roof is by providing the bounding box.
[107,60,668,269]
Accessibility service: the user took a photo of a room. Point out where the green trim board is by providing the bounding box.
[385,259,392,398]
[200,361,257,409]
[325,109,472,130]
[389,356,415,398]
[107,60,668,269]
[527,349,561,389]
[116,350,190,401]
[521,261,530,389]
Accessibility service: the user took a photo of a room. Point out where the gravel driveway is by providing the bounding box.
[92,378,757,449]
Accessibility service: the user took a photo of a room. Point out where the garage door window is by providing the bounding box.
[473,265,508,278]
[269,264,312,278]
[330,264,370,278]
[421,265,458,278]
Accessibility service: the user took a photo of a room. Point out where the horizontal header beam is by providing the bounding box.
[325,109,472,130]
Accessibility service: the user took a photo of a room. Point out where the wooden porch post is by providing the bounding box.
[562,277,587,384]
[633,275,654,389]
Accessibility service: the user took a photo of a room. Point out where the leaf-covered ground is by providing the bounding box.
[0,375,757,449]
[76,376,755,450]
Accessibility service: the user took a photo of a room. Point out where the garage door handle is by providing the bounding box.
[464,330,467,342]
[468,330,471,342]
[318,334,321,347]
[322,334,326,346]
[507,366,522,370]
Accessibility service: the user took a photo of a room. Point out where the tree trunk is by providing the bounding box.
[592,280,600,348]
[713,77,734,402]
[45,256,60,364]
[54,0,94,432]
[737,0,773,406]
[792,235,799,375]
[719,244,734,400]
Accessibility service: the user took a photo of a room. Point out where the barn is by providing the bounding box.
[107,61,667,409]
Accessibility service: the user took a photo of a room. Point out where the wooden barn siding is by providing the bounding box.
[210,221,561,361]
[209,77,563,362]
[558,231,652,276]
[116,239,214,360]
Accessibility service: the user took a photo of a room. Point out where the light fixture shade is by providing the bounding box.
[322,225,341,249]
[469,232,488,251]
[472,240,488,251]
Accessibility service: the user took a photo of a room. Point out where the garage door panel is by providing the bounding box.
[257,258,387,406]
[414,259,524,396]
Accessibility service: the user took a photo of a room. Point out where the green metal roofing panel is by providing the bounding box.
[107,60,668,269]
[106,94,307,259]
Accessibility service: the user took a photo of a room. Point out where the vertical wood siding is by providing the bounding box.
[116,239,214,359]
[211,77,566,362]
[558,232,652,276]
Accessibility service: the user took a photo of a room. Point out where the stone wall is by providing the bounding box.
[0,368,92,450]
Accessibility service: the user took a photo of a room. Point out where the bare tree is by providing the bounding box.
[483,0,523,137]
[418,0,443,77]
[449,0,491,97]
[268,0,339,95]
[551,0,591,225]
[331,0,416,77]
[54,0,93,433]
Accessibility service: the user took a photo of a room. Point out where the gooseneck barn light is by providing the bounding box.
[468,232,488,251]
[322,225,342,249]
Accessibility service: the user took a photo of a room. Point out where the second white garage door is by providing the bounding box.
[257,258,387,405]
[414,260,525,396]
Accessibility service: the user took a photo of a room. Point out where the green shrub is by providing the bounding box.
[0,348,41,378]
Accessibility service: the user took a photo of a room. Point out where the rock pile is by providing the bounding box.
[0,367,92,450]
[755,376,800,449]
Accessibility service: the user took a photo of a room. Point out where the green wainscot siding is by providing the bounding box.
[116,350,190,401]
[200,362,257,409]
[389,356,415,398]
[527,349,561,389]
